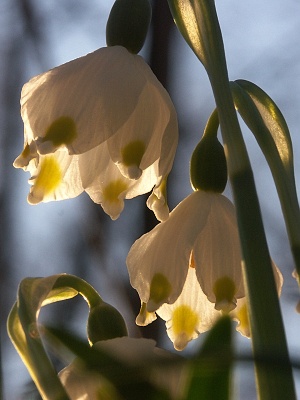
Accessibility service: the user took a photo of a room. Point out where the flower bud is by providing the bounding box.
[106,0,152,54]
[190,135,227,193]
[87,302,128,344]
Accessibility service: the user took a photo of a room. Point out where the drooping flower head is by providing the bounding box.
[127,190,243,312]
[127,123,283,350]
[14,0,178,220]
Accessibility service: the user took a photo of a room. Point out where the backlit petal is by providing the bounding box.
[127,191,212,311]
[27,150,83,204]
[193,194,244,310]
[16,45,178,219]
[147,178,169,222]
[80,143,159,220]
[107,79,178,180]
[157,268,221,351]
[22,47,149,154]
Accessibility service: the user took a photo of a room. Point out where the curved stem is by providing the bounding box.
[52,274,103,308]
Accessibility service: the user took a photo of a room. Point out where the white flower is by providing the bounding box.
[127,190,244,314]
[14,46,178,220]
[136,264,283,351]
[59,337,185,399]
[128,190,284,350]
[59,361,119,400]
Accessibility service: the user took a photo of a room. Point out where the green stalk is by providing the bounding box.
[195,2,295,398]
[7,275,104,400]
[167,1,296,398]
[8,304,70,400]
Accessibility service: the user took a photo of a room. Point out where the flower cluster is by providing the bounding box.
[14,45,178,220]
[14,2,284,354]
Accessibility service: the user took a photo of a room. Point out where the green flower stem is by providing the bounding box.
[167,0,296,398]
[52,274,103,308]
[8,304,70,400]
[195,2,296,398]
[7,275,105,400]
[203,108,219,139]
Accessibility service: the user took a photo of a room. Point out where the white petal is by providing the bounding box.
[107,79,178,179]
[21,47,150,155]
[136,302,157,326]
[80,143,158,220]
[59,359,118,400]
[124,162,160,199]
[126,191,212,311]
[232,297,250,338]
[13,141,38,170]
[146,184,170,222]
[94,337,157,365]
[157,104,178,178]
[157,268,221,351]
[193,194,244,309]
[27,149,83,204]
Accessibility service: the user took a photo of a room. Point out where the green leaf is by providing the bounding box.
[231,80,300,278]
[167,0,228,81]
[167,0,205,63]
[8,274,126,400]
[231,80,294,178]
[184,315,232,400]
[7,303,70,400]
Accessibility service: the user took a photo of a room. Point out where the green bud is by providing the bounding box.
[106,0,152,54]
[190,135,227,193]
[87,302,128,345]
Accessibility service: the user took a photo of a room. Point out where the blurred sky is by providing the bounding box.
[1,0,300,398]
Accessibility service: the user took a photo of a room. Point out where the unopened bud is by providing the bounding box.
[87,302,128,345]
[190,135,227,193]
[106,0,152,54]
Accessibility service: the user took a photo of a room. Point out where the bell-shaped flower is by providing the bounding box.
[127,189,285,349]
[14,45,178,220]
[59,337,185,399]
[127,190,244,315]
[133,234,283,351]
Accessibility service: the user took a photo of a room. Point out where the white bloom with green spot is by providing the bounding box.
[127,190,244,313]
[127,187,284,350]
[14,46,178,220]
